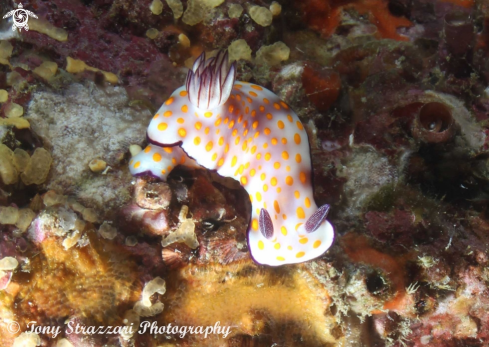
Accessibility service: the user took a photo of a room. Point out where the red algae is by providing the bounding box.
[298,0,412,41]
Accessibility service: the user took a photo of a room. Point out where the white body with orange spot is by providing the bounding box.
[130,82,334,266]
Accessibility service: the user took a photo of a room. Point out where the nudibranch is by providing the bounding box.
[129,51,335,266]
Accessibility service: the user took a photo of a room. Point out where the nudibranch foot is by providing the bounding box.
[129,50,335,266]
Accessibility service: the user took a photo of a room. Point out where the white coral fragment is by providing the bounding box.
[98,221,117,240]
[0,256,18,270]
[134,301,164,317]
[142,277,166,307]
[161,205,199,249]
[12,332,41,347]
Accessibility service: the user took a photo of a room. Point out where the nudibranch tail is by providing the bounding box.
[130,50,335,266]
[186,51,237,110]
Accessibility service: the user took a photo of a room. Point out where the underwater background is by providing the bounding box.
[0,0,489,346]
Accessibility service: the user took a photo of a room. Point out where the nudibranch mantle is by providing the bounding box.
[130,51,334,266]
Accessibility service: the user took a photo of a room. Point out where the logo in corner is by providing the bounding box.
[3,3,38,32]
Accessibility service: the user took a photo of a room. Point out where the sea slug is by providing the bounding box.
[129,51,335,266]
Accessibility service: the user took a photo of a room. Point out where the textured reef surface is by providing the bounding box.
[1,0,489,346]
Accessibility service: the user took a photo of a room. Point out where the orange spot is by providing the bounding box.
[263,98,270,104]
[271,177,277,186]
[228,120,235,128]
[177,118,184,124]
[178,128,186,137]
[179,90,188,97]
[299,238,308,244]
[252,121,259,129]
[231,156,238,167]
[263,184,268,192]
[296,121,304,131]
[277,187,281,193]
[225,144,229,153]
[250,169,256,177]
[251,146,257,154]
[241,176,248,185]
[266,113,273,120]
[274,200,280,213]
[292,133,302,146]
[296,252,305,258]
[280,101,289,109]
[258,241,265,250]
[252,219,259,230]
[264,153,271,161]
[165,97,174,105]
[313,240,322,249]
[180,156,186,164]
[259,106,265,112]
[295,154,302,163]
[281,226,287,235]
[215,118,222,126]
[242,142,248,151]
[234,84,243,89]
[282,151,289,160]
[218,158,224,166]
[254,132,260,138]
[294,191,300,199]
[264,128,271,135]
[300,172,307,184]
[144,146,151,153]
[286,176,294,185]
[204,111,213,118]
[246,98,252,104]
[195,122,202,130]
[172,158,177,165]
[274,243,281,250]
[277,256,285,261]
[243,129,249,136]
[296,207,305,219]
[256,192,262,202]
[224,117,229,124]
[161,169,166,174]
[295,223,303,231]
[232,129,238,137]
[238,114,244,123]
[251,110,256,117]
[287,115,293,122]
[236,94,241,101]
[235,137,240,145]
[277,120,284,129]
[273,103,281,110]
[158,123,168,131]
[163,147,173,153]
[283,214,287,220]
[194,137,201,145]
[218,137,224,146]
[281,138,287,144]
[205,141,213,152]
[305,197,311,208]
[249,91,258,97]
[260,173,266,181]
[228,105,234,113]
[153,113,159,119]
[251,85,263,91]
[181,105,188,113]
[164,110,172,117]
[134,161,141,168]
[256,153,262,160]
[287,246,292,250]
[153,153,162,162]
[273,162,280,170]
